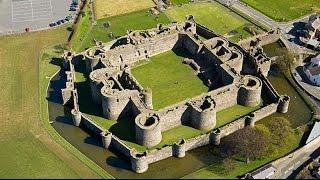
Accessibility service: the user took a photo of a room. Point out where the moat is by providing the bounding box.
[49,70,312,178]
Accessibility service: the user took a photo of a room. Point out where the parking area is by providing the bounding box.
[0,0,72,34]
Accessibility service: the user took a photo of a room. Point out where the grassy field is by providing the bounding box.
[165,2,262,42]
[40,45,113,178]
[70,1,92,51]
[0,27,103,178]
[241,0,320,22]
[216,103,264,128]
[171,0,190,5]
[75,10,170,52]
[93,0,155,19]
[132,49,208,109]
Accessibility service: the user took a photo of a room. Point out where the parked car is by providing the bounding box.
[69,7,76,11]
[49,22,56,27]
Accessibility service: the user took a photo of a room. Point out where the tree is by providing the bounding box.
[221,127,269,164]
[275,50,296,76]
[265,117,293,147]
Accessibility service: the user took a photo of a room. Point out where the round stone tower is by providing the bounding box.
[84,47,105,72]
[100,131,112,149]
[135,113,162,147]
[130,151,148,173]
[89,70,109,104]
[71,109,82,127]
[173,139,186,158]
[191,99,216,131]
[210,128,222,145]
[238,75,262,107]
[277,95,290,113]
[245,113,256,127]
[101,88,121,120]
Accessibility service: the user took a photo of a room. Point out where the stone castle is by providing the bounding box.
[60,16,290,173]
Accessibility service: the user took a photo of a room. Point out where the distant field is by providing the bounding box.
[76,10,170,52]
[165,2,262,42]
[241,0,320,22]
[93,0,155,19]
[171,0,190,5]
[132,49,208,109]
[0,26,99,178]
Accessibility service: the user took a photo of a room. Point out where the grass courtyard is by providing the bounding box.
[241,0,320,22]
[93,0,155,19]
[165,2,263,42]
[131,49,208,109]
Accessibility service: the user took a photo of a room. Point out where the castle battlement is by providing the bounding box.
[60,17,288,173]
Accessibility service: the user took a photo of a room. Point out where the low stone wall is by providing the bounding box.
[259,74,280,102]
[110,135,132,158]
[147,146,173,164]
[250,103,278,124]
[185,133,210,151]
[239,30,280,50]
[81,115,104,134]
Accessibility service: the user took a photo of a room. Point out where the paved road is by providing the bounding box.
[279,147,320,179]
[231,1,279,29]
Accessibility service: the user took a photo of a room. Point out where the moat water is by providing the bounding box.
[49,64,311,178]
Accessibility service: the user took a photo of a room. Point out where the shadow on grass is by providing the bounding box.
[109,108,136,143]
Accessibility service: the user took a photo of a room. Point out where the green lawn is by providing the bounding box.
[216,103,264,128]
[70,0,92,51]
[165,2,262,42]
[75,9,170,52]
[0,26,101,178]
[171,0,190,5]
[132,49,208,110]
[241,0,320,22]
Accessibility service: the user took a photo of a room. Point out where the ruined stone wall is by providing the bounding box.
[106,33,180,67]
[157,104,190,131]
[180,33,202,55]
[110,135,132,158]
[195,23,219,39]
[219,117,246,138]
[185,133,210,151]
[259,74,280,102]
[250,103,278,124]
[239,30,281,50]
[156,84,238,131]
[208,84,238,111]
[147,146,173,164]
[119,70,144,91]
